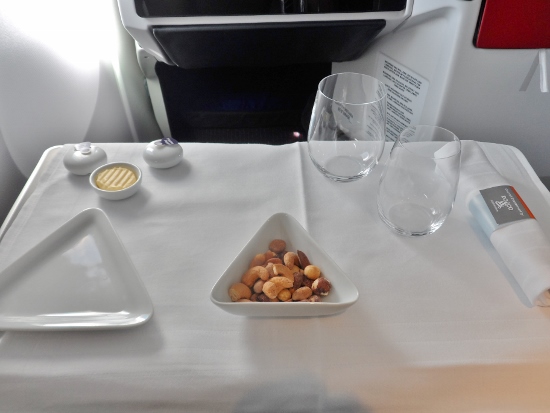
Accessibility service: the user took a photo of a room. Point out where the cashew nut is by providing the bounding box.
[242,266,268,287]
[273,264,294,282]
[229,283,252,302]
[262,276,293,299]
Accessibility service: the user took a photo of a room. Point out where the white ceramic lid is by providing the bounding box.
[143,138,183,169]
[63,142,107,175]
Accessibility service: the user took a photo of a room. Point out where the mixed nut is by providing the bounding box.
[228,239,332,303]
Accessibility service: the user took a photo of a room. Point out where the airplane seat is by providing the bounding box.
[117,0,411,145]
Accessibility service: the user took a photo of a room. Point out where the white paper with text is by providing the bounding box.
[376,53,430,141]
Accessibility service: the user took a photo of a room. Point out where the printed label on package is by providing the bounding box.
[480,185,535,225]
[160,137,179,145]
[375,53,430,141]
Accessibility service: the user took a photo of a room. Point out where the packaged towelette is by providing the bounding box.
[461,141,550,306]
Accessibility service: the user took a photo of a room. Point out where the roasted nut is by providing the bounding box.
[273,264,294,282]
[262,276,293,299]
[292,286,312,301]
[297,250,311,268]
[264,250,276,261]
[276,251,287,261]
[301,276,314,288]
[253,279,265,294]
[262,281,278,299]
[265,262,276,279]
[269,239,286,253]
[228,240,332,304]
[237,298,251,302]
[284,252,299,268]
[260,264,275,281]
[289,265,302,275]
[242,266,268,287]
[312,277,332,296]
[277,288,292,301]
[270,276,294,289]
[292,272,303,290]
[304,265,321,280]
[249,253,266,268]
[229,283,252,302]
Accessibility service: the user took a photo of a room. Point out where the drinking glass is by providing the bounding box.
[307,72,387,182]
[377,125,461,236]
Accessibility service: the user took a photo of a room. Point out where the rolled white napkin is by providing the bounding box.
[461,141,550,306]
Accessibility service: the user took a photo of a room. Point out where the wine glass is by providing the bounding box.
[307,72,387,182]
[377,125,461,236]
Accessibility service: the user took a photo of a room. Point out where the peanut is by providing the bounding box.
[277,289,292,302]
[304,265,321,280]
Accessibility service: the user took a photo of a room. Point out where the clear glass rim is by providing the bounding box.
[396,125,461,159]
[318,72,388,106]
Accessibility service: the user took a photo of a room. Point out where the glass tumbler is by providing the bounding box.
[377,125,461,236]
[307,72,387,182]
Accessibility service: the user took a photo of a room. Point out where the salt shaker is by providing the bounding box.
[143,137,183,169]
[63,142,107,175]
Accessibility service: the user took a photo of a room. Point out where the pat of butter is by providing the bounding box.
[96,166,137,191]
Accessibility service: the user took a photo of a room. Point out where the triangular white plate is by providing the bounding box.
[0,208,153,330]
[211,213,359,317]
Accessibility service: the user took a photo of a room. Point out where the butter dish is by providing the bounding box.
[90,162,142,200]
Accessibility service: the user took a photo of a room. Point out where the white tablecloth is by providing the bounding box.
[1,141,550,412]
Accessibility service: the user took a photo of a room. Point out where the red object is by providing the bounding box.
[475,0,550,49]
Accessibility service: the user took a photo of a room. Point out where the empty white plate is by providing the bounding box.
[211,213,359,317]
[0,208,153,330]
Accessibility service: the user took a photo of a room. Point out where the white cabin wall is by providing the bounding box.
[0,0,162,225]
[0,129,27,229]
[335,0,550,181]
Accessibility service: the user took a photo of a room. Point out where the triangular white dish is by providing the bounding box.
[211,213,359,317]
[0,208,153,330]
